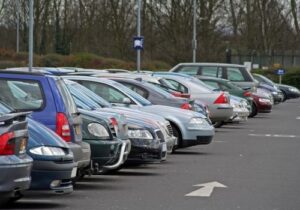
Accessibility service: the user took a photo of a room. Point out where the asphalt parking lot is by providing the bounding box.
[3,99,300,210]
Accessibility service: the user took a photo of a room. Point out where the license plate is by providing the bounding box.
[162,143,167,152]
[19,138,27,154]
[71,167,77,178]
[75,125,81,135]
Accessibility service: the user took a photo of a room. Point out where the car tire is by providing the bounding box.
[282,91,287,102]
[249,103,258,118]
[170,123,182,153]
[213,121,224,128]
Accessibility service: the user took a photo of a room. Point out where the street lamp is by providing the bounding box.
[16,0,20,53]
[192,0,197,63]
[136,0,142,72]
[29,0,34,72]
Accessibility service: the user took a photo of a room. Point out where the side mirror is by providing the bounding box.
[122,97,131,105]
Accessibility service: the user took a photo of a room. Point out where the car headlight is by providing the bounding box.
[258,98,271,104]
[272,91,278,95]
[188,118,209,130]
[88,123,110,138]
[30,146,66,156]
[128,128,153,140]
[289,87,299,93]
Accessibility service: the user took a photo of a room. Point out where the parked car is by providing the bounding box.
[0,70,91,177]
[0,102,32,204]
[252,74,283,103]
[251,92,273,116]
[109,78,209,118]
[64,79,171,160]
[169,63,258,91]
[64,76,214,150]
[78,109,131,172]
[27,118,76,194]
[276,83,300,101]
[227,95,250,123]
[151,74,233,126]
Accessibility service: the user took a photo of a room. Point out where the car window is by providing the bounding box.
[176,66,198,75]
[77,81,134,104]
[0,102,13,115]
[56,79,78,114]
[121,82,149,99]
[165,79,189,93]
[227,67,245,81]
[201,66,221,77]
[203,81,219,89]
[219,84,230,91]
[0,79,44,111]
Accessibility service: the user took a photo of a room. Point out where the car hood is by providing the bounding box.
[27,118,69,149]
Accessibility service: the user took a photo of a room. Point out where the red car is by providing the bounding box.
[250,93,272,117]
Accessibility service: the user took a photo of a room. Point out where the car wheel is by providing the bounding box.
[213,121,224,128]
[249,103,258,118]
[282,91,287,102]
[171,123,182,153]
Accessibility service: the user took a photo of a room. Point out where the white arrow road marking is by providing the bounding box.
[185,182,227,197]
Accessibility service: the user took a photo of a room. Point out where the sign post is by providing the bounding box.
[275,68,286,84]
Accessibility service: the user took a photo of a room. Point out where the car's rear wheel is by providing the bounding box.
[213,121,224,128]
[249,103,258,118]
[282,91,287,102]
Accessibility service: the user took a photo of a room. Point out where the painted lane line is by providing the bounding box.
[249,134,300,138]
[185,182,227,197]
[297,117,300,120]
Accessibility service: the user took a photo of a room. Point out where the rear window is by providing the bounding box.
[0,79,44,111]
[56,79,78,114]
[176,66,199,75]
[226,67,252,82]
[200,66,222,77]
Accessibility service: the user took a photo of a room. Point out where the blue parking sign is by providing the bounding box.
[133,36,144,50]
[275,69,286,75]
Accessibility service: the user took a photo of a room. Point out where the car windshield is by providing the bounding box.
[258,75,274,85]
[56,79,78,114]
[68,81,112,108]
[65,82,102,110]
[143,82,174,98]
[188,78,213,93]
[114,82,152,106]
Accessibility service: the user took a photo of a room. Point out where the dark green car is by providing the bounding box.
[196,76,254,116]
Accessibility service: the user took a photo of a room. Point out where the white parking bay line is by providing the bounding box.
[249,134,300,138]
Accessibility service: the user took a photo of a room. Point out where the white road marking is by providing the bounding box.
[249,134,300,138]
[185,181,227,197]
[296,117,300,120]
[20,199,53,203]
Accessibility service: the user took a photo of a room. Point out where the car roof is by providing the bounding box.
[62,75,116,85]
[174,63,245,68]
[196,76,230,82]
[1,67,53,76]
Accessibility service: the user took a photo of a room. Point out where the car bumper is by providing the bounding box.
[182,136,214,147]
[68,141,91,170]
[0,155,32,194]
[287,91,300,99]
[257,102,272,113]
[30,160,76,194]
[209,105,233,122]
[127,143,165,163]
[273,93,284,103]
[229,108,249,122]
[103,140,131,170]
[165,135,177,153]
[182,128,215,147]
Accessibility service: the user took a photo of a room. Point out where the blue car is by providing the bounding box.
[0,102,32,204]
[0,70,91,177]
[27,118,76,194]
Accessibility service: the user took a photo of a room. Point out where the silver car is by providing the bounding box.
[0,104,32,203]
[64,76,215,150]
[152,74,233,125]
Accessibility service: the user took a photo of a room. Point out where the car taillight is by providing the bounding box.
[0,132,15,155]
[214,93,228,104]
[56,113,71,142]
[180,103,192,110]
[172,92,191,98]
[243,91,252,97]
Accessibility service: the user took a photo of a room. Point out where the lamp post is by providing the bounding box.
[192,0,197,62]
[16,0,20,53]
[29,0,34,72]
[136,0,141,72]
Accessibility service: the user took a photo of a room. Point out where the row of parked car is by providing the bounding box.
[1,63,299,205]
